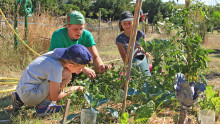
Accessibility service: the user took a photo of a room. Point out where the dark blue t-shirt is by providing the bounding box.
[115,30,146,53]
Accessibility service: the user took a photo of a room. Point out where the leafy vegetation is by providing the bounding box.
[197,85,220,114]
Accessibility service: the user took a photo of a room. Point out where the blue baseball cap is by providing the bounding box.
[54,44,92,65]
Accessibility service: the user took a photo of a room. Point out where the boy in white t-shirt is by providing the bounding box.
[12,44,91,116]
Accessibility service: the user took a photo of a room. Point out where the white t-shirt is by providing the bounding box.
[17,51,63,92]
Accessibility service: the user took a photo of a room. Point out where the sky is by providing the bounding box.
[162,0,219,6]
[131,0,219,6]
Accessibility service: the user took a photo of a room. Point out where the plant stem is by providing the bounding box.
[178,107,187,124]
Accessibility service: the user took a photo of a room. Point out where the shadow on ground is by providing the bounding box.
[0,95,11,109]
[209,49,220,58]
[206,72,220,80]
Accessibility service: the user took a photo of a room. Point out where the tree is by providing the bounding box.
[99,8,109,18]
[67,0,92,16]
[90,0,133,20]
[142,0,163,24]
[38,0,59,13]
[1,0,15,15]
[59,4,80,15]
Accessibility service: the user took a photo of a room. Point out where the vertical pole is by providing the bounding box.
[36,1,41,17]
[145,17,148,34]
[0,13,2,34]
[152,23,154,33]
[185,0,190,80]
[62,99,71,124]
[24,15,28,43]
[178,1,190,124]
[122,0,142,114]
[98,10,101,42]
[14,2,18,49]
[178,107,187,124]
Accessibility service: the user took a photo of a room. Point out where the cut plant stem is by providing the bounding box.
[178,107,187,124]
[62,99,71,124]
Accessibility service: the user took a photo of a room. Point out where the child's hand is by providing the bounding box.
[82,67,96,79]
[134,46,144,56]
[144,52,151,58]
[137,46,144,53]
[137,46,151,58]
[70,86,85,92]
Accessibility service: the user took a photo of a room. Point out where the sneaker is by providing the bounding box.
[36,103,65,117]
[11,92,24,113]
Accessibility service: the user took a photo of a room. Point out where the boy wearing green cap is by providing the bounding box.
[49,11,111,79]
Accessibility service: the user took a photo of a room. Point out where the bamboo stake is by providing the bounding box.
[178,1,190,124]
[62,99,71,124]
[186,0,190,81]
[122,0,142,114]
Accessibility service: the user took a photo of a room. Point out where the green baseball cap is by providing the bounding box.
[66,11,85,24]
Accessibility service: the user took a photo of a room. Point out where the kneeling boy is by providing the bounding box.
[12,44,91,116]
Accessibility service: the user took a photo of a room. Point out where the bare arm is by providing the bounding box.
[60,67,72,89]
[87,46,112,73]
[48,81,84,101]
[87,46,103,70]
[116,43,127,64]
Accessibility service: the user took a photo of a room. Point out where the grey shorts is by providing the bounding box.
[17,80,50,105]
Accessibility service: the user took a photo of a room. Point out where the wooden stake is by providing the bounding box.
[186,0,190,81]
[122,0,142,114]
[178,1,190,124]
[62,99,71,124]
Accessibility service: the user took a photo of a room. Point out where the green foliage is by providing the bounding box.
[90,0,133,19]
[67,0,91,14]
[105,108,119,118]
[76,67,123,101]
[148,3,213,83]
[213,10,220,28]
[59,114,79,124]
[153,11,163,24]
[140,38,178,90]
[1,0,15,14]
[142,0,163,24]
[99,8,109,18]
[120,112,129,124]
[58,4,80,15]
[211,97,220,112]
[69,90,85,109]
[134,100,155,123]
[197,85,220,114]
[84,92,110,109]
[38,0,59,12]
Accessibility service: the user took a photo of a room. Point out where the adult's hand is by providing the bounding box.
[82,67,96,79]
[98,64,112,73]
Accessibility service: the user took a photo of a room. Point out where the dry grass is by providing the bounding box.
[203,32,220,74]
[202,31,220,86]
